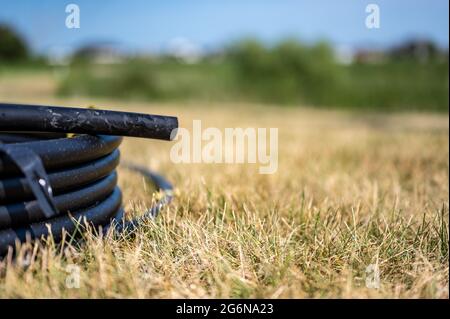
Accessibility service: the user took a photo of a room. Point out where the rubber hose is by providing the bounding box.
[0,104,177,256]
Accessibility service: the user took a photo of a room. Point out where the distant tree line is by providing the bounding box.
[1,23,447,111]
[0,24,29,62]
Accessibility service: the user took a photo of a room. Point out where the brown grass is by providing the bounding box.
[0,73,448,298]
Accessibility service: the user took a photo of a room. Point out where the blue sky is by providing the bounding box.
[0,0,448,54]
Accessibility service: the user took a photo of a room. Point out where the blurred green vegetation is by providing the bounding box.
[1,27,448,111]
[227,39,342,105]
[0,24,48,70]
[0,24,29,62]
[56,39,449,112]
[58,58,236,102]
[336,61,448,111]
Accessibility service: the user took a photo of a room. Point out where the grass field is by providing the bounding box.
[0,71,448,298]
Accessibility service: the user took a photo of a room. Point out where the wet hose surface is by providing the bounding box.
[0,103,177,256]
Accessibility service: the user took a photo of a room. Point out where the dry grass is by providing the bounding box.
[0,74,448,298]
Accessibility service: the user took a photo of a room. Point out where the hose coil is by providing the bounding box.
[0,103,178,255]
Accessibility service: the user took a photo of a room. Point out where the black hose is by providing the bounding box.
[0,103,178,256]
[0,103,178,140]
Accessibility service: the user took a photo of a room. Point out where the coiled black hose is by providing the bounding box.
[0,103,178,255]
